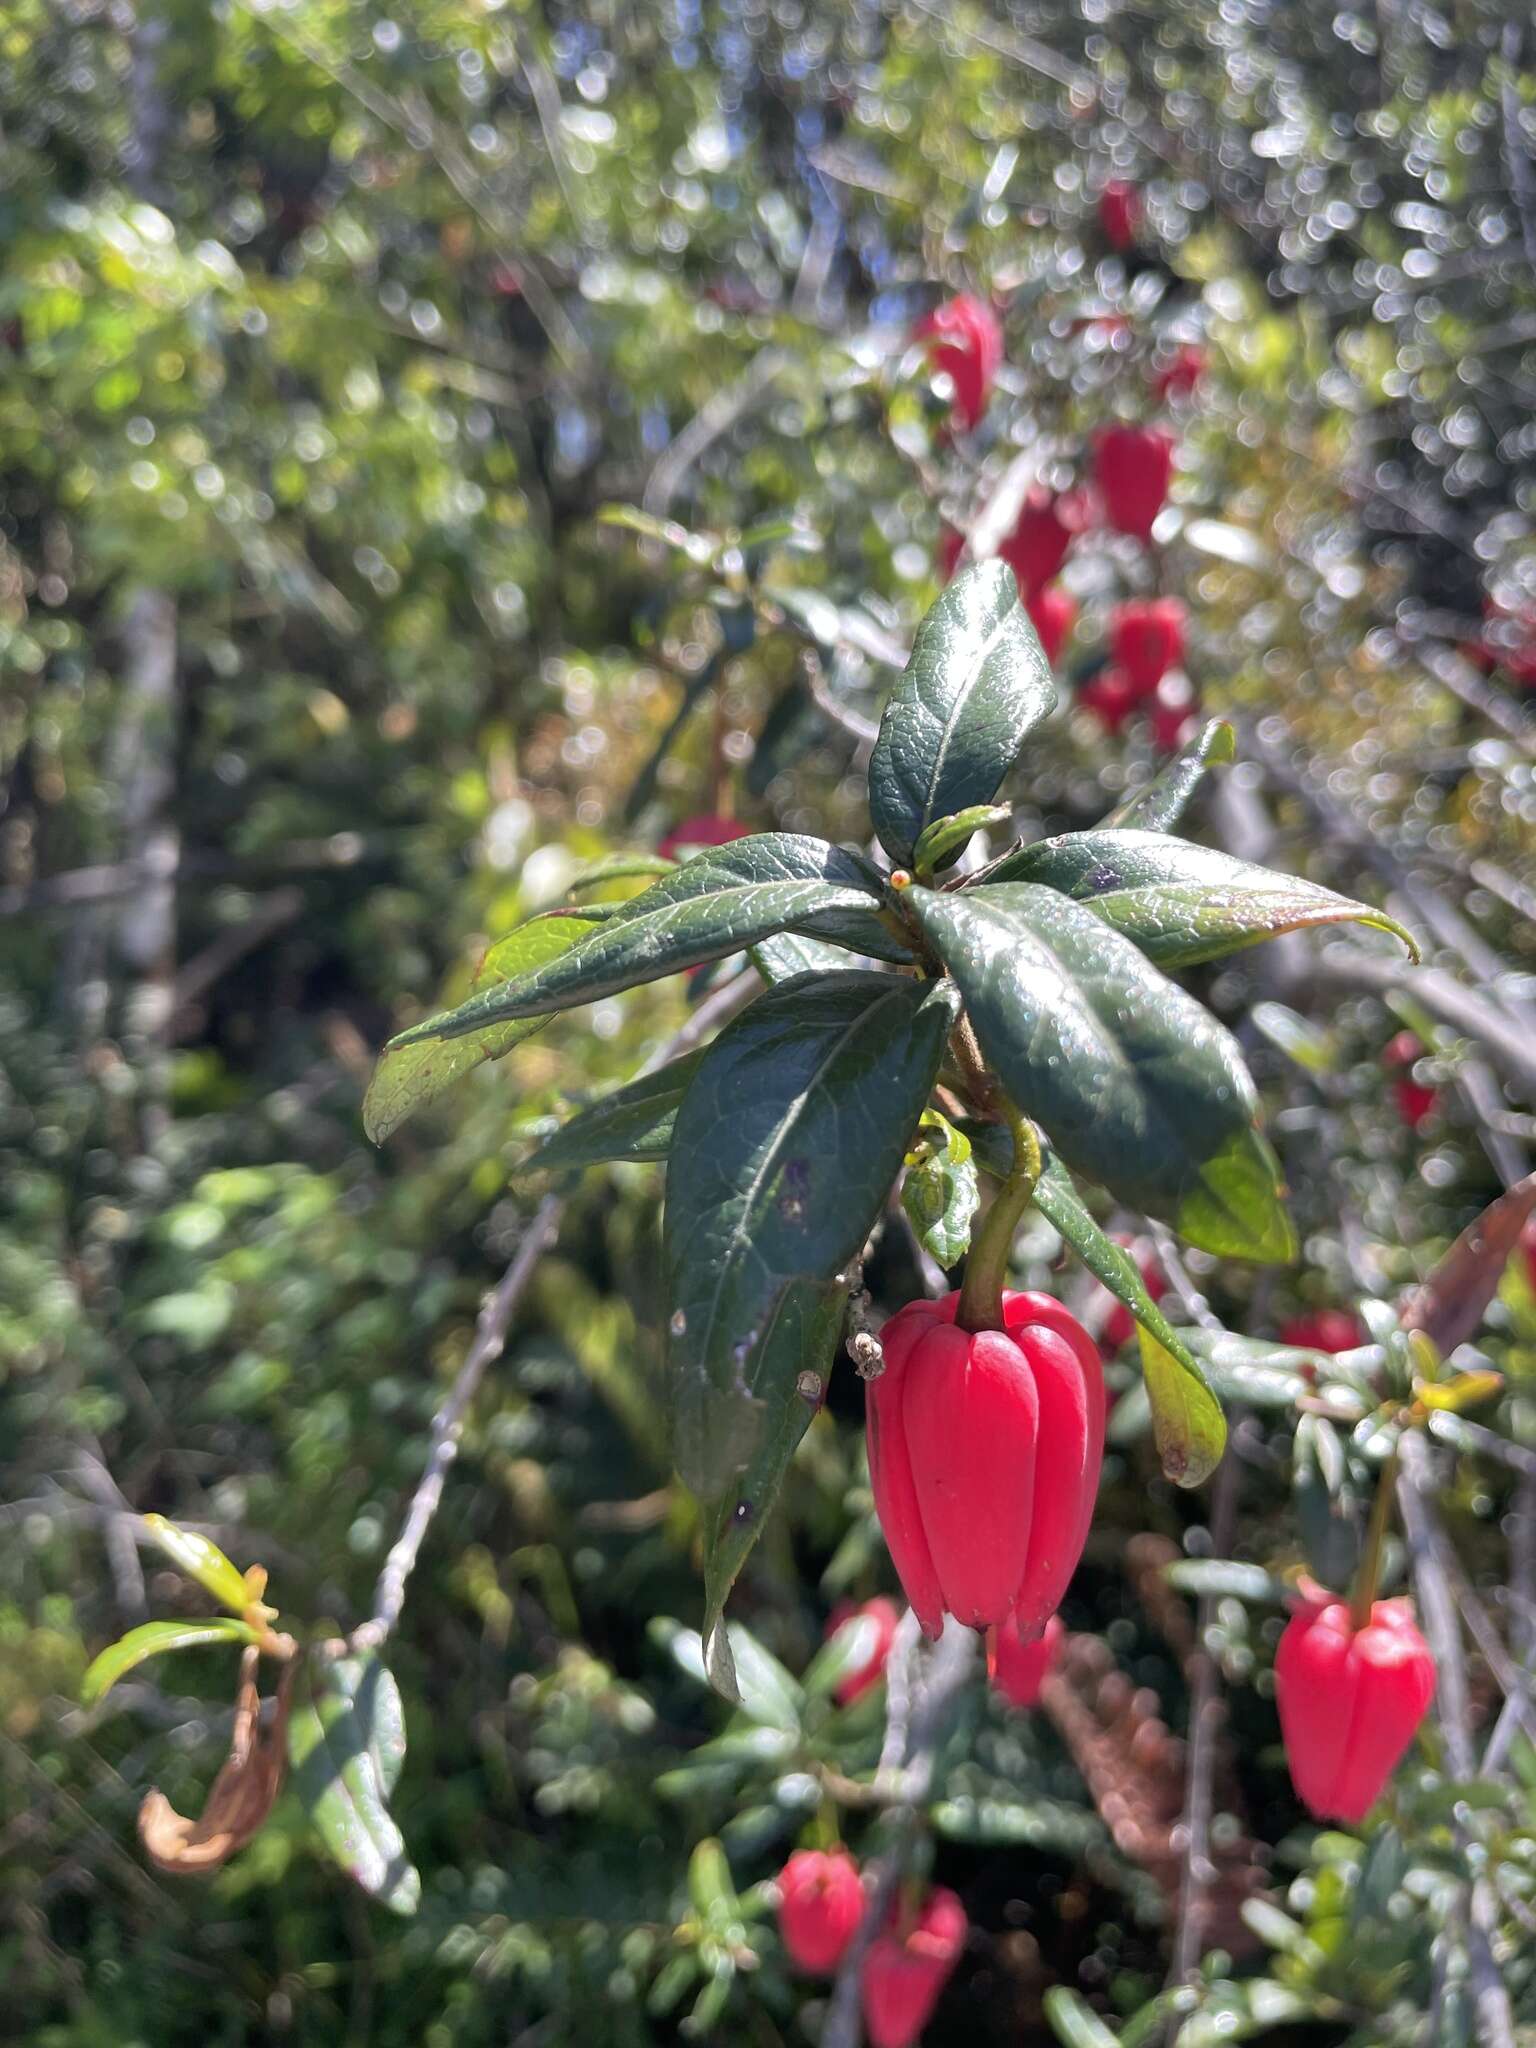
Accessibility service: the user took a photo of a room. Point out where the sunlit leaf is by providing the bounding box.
[82,1618,259,1704]
[287,1651,418,1916]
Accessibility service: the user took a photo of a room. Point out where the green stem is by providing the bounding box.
[956,1105,1042,1333]
[1350,1442,1400,1633]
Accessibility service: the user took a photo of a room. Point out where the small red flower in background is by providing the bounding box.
[1520,1217,1536,1297]
[866,1290,1104,1640]
[861,1886,967,2048]
[656,815,750,862]
[1382,1030,1437,1130]
[825,1595,901,1707]
[1025,583,1077,666]
[1274,1583,1435,1825]
[1152,343,1206,399]
[998,486,1094,595]
[1078,666,1139,734]
[1093,425,1175,542]
[1110,597,1186,697]
[990,1609,1064,1710]
[1098,180,1142,251]
[1476,598,1536,688]
[1279,1309,1364,1354]
[914,294,1003,433]
[936,525,966,583]
[777,1848,864,1974]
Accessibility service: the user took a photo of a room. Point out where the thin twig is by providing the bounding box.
[822,1620,978,2048]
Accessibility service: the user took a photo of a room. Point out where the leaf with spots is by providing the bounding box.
[665,970,957,1498]
[287,1650,417,1916]
[518,1051,706,1173]
[700,1279,847,1704]
[869,561,1055,866]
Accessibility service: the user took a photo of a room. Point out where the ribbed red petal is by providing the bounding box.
[867,1309,948,1636]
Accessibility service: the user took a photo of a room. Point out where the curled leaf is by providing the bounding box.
[142,1515,260,1617]
[138,1649,292,1876]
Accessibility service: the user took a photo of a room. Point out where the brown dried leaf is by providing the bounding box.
[1402,1171,1536,1356]
[138,1649,293,1876]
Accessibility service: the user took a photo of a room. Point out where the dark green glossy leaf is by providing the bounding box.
[287,1650,419,1916]
[1030,1156,1226,1486]
[519,1051,705,1173]
[1101,718,1235,832]
[363,915,599,1142]
[142,1514,254,1614]
[749,929,863,984]
[907,883,1294,1263]
[901,1110,978,1268]
[987,830,1418,969]
[384,837,908,1059]
[81,1617,258,1703]
[666,970,958,1497]
[700,1279,845,1704]
[912,803,1014,878]
[869,560,1055,866]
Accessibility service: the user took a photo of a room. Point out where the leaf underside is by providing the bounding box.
[287,1651,418,1916]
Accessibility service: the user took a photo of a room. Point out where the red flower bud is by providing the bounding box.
[1279,1309,1364,1354]
[998,487,1083,594]
[866,1290,1104,1638]
[825,1595,902,1706]
[990,1609,1064,1710]
[1152,343,1205,399]
[777,1848,865,1974]
[1275,1584,1435,1824]
[861,1886,967,2048]
[1382,1031,1436,1128]
[1093,425,1175,542]
[914,294,1003,433]
[1109,598,1186,695]
[1025,583,1077,666]
[656,815,750,861]
[1098,180,1141,252]
[1078,666,1139,734]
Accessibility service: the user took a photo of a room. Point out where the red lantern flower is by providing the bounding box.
[1278,1310,1364,1355]
[1382,1030,1436,1130]
[998,487,1077,594]
[1109,597,1186,696]
[656,815,750,861]
[1098,180,1142,252]
[1093,425,1175,542]
[825,1595,902,1707]
[914,294,1003,433]
[866,1290,1105,1639]
[1152,343,1206,399]
[1274,1583,1435,1825]
[777,1848,865,1974]
[861,1886,967,2048]
[991,1609,1064,1710]
[1078,666,1139,734]
[1025,583,1077,666]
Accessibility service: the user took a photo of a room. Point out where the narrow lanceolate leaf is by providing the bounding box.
[1403,1170,1536,1356]
[383,835,907,1058]
[81,1618,259,1704]
[288,1651,418,1916]
[142,1515,254,1615]
[519,1051,706,1173]
[565,852,677,894]
[908,883,1294,1263]
[701,1279,846,1704]
[1031,1156,1226,1486]
[869,560,1055,866]
[901,1110,979,1269]
[986,831,1419,969]
[750,929,863,985]
[364,915,600,1142]
[666,971,958,1498]
[912,803,1014,878]
[1101,717,1235,832]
